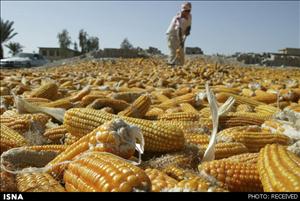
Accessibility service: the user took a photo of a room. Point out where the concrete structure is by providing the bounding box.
[39,47,79,61]
[279,48,300,56]
[91,48,140,58]
[234,52,300,67]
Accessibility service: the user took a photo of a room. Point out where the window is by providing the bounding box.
[49,50,54,56]
[42,50,47,56]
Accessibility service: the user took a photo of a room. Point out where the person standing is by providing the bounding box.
[166,2,192,66]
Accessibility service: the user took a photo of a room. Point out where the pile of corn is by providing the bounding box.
[1,57,299,192]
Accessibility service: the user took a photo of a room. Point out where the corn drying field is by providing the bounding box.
[0,57,300,192]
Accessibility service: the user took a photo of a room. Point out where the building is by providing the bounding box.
[39,47,79,61]
[278,48,300,56]
[91,48,140,58]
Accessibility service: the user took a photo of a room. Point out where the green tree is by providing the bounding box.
[146,46,162,55]
[57,29,71,57]
[86,36,99,52]
[57,29,71,49]
[79,29,88,53]
[120,38,133,49]
[5,42,23,56]
[73,42,78,52]
[0,19,18,59]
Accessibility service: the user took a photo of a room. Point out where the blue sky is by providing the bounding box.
[1,1,299,57]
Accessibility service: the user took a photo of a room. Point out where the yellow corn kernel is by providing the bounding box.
[199,160,263,192]
[16,173,65,192]
[0,124,28,153]
[63,152,151,192]
[64,108,185,152]
[118,94,151,118]
[258,144,300,192]
[145,168,178,192]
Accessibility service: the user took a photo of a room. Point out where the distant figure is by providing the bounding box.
[166,2,192,66]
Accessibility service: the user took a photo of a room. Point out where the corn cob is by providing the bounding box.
[69,85,91,102]
[80,94,107,106]
[184,133,210,146]
[212,86,241,94]
[218,131,291,152]
[144,107,164,120]
[199,107,211,118]
[158,112,201,122]
[254,104,280,116]
[158,88,175,98]
[252,90,278,104]
[141,145,201,170]
[1,113,50,134]
[173,176,228,192]
[48,119,142,173]
[29,82,58,100]
[145,168,178,192]
[152,91,170,102]
[43,125,68,143]
[86,98,130,112]
[198,142,249,160]
[161,119,212,132]
[179,103,199,113]
[41,97,74,109]
[241,88,255,97]
[164,107,183,114]
[0,117,31,134]
[0,124,28,153]
[118,94,151,118]
[222,153,259,164]
[16,173,65,192]
[162,166,199,181]
[217,125,262,136]
[25,113,51,124]
[236,104,253,112]
[64,108,185,152]
[63,152,151,192]
[258,144,300,192]
[99,107,114,114]
[157,93,196,109]
[1,109,19,117]
[216,92,265,107]
[64,133,80,145]
[219,112,270,128]
[23,145,68,154]
[173,87,192,96]
[199,160,263,192]
[60,80,73,88]
[24,97,51,105]
[111,91,144,103]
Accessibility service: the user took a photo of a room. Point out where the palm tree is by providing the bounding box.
[0,19,18,59]
[5,42,23,56]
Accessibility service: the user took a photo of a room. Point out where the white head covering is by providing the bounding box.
[181,2,192,11]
